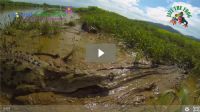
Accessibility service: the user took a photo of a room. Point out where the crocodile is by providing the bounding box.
[0,44,108,95]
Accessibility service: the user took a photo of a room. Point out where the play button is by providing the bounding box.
[98,49,104,58]
[86,44,116,63]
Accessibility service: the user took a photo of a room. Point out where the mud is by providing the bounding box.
[0,13,190,108]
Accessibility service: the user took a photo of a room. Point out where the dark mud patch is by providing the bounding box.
[44,69,68,80]
[61,85,109,98]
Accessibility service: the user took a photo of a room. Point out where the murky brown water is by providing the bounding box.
[0,10,199,112]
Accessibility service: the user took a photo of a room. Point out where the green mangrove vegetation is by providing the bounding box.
[0,0,41,10]
[2,16,61,36]
[0,1,200,108]
[76,7,200,106]
[0,0,62,10]
[76,7,200,75]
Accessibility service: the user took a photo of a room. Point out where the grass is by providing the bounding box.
[0,0,41,10]
[2,16,61,36]
[153,87,199,111]
[75,6,200,75]
[76,8,200,107]
[0,1,199,108]
[34,9,67,17]
[0,0,64,10]
[0,1,67,36]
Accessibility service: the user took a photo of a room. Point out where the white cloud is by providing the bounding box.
[143,2,200,38]
[146,7,169,24]
[94,1,200,38]
[12,0,200,38]
[91,0,145,20]
[108,0,140,6]
[89,0,200,38]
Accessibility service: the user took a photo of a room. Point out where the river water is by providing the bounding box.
[0,7,199,110]
[0,8,42,28]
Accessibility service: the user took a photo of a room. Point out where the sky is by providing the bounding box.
[13,0,200,39]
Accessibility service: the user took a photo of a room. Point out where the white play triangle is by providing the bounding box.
[98,49,104,58]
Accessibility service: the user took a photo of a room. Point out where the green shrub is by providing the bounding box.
[77,7,200,74]
[40,21,50,35]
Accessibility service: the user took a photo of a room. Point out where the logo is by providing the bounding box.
[65,6,73,14]
[167,6,192,28]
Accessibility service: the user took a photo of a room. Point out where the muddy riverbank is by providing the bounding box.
[0,10,199,111]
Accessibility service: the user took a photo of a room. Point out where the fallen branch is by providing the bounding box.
[33,52,59,59]
[97,65,152,71]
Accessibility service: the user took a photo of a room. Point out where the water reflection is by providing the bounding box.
[0,9,42,28]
